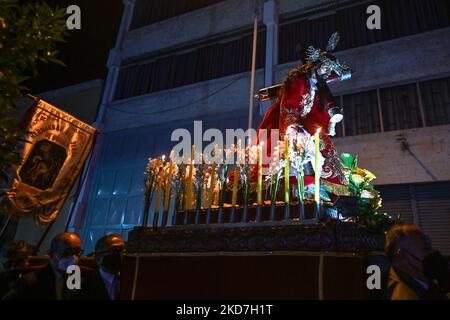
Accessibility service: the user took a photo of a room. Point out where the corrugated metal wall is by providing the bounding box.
[79,109,258,254]
[378,181,450,255]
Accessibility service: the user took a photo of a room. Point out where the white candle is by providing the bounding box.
[314,128,321,203]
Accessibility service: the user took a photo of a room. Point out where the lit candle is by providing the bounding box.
[231,166,239,206]
[214,184,219,207]
[186,145,195,210]
[314,128,321,203]
[155,155,165,214]
[284,135,290,205]
[257,142,263,205]
[232,140,242,207]
[202,178,208,208]
[163,151,173,212]
[208,144,218,208]
[296,135,305,203]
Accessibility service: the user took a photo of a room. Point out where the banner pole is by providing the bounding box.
[247,13,258,133]
[63,170,86,232]
[0,215,12,242]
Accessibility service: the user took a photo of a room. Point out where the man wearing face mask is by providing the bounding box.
[385,224,449,300]
[2,232,83,300]
[81,234,125,300]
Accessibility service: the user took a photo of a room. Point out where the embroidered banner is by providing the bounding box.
[6,98,97,225]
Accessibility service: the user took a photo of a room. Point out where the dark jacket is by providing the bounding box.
[2,264,60,300]
[1,264,92,300]
[79,269,114,300]
[0,269,25,298]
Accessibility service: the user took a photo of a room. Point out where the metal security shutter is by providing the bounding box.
[415,182,450,256]
[377,184,414,225]
[80,109,254,253]
[377,182,450,256]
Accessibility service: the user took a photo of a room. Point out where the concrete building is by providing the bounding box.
[65,0,450,255]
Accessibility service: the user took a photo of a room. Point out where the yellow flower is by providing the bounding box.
[362,169,376,181]
[355,167,376,182]
[351,174,364,185]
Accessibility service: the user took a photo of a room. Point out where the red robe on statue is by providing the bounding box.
[256,73,347,196]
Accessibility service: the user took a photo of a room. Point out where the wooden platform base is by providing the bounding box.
[120,222,387,299]
[120,251,387,299]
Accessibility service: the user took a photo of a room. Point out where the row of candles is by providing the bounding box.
[144,129,322,225]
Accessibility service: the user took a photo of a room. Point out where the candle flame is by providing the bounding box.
[316,127,322,134]
[161,155,166,161]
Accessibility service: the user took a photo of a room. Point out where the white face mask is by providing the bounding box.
[56,255,77,274]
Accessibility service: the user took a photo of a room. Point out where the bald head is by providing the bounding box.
[95,234,125,274]
[95,234,125,256]
[50,232,82,258]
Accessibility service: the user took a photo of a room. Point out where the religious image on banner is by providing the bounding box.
[6,98,97,225]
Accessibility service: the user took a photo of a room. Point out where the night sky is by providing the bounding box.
[25,0,123,93]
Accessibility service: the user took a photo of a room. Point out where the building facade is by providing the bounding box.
[68,0,450,255]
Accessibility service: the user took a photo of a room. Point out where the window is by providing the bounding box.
[114,30,266,100]
[279,0,450,64]
[339,78,450,136]
[342,90,381,136]
[380,84,422,131]
[419,77,450,126]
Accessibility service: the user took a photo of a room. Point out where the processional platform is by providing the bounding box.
[120,208,387,300]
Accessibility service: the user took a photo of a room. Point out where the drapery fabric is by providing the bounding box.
[6,99,97,225]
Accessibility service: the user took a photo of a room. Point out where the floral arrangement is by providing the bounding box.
[143,157,165,224]
[238,145,256,212]
[340,153,401,233]
[143,132,323,224]
[290,133,315,204]
[142,142,400,233]
[265,140,286,205]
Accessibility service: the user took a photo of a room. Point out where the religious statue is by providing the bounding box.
[256,32,352,201]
